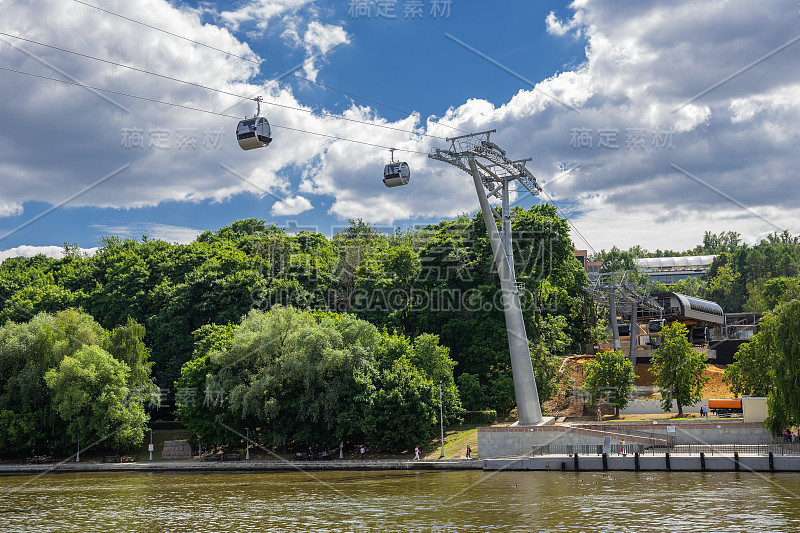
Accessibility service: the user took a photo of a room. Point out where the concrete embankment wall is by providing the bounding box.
[484,454,800,472]
[478,426,651,458]
[478,422,775,458]
[575,422,774,445]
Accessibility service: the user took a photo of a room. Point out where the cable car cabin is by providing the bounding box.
[237,117,272,150]
[383,161,410,187]
[648,319,665,347]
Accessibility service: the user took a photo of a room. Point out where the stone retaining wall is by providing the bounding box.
[161,440,192,460]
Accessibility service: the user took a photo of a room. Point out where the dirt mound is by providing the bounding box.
[543,357,735,418]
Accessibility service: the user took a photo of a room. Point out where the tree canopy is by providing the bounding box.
[0,309,154,454]
[651,322,709,416]
[583,349,636,416]
[175,306,459,451]
[0,208,591,417]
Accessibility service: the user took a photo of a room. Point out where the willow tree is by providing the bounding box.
[723,313,776,397]
[766,300,800,434]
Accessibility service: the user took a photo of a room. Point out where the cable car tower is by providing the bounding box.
[429,130,545,425]
[584,271,663,369]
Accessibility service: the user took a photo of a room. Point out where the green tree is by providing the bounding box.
[529,344,560,406]
[766,300,800,435]
[0,410,38,453]
[707,263,742,312]
[669,277,708,299]
[0,309,155,454]
[583,349,637,416]
[723,313,776,397]
[106,317,155,388]
[457,373,485,411]
[364,356,437,450]
[696,230,742,255]
[45,345,148,451]
[487,374,516,415]
[173,323,240,449]
[651,322,709,416]
[745,277,800,312]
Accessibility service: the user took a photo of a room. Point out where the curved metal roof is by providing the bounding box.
[635,255,717,269]
[672,292,725,317]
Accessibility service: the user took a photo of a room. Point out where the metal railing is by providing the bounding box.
[642,444,800,455]
[532,444,645,456]
[531,443,800,456]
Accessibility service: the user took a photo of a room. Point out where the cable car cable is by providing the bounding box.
[0,65,430,154]
[538,187,596,255]
[0,32,447,140]
[72,0,470,134]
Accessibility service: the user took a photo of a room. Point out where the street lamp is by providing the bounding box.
[245,427,250,460]
[439,382,444,459]
[149,429,153,461]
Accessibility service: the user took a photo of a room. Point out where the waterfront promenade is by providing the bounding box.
[5,452,800,474]
[0,458,482,475]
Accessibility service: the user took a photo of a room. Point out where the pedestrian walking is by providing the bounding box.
[360,445,365,461]
[414,446,420,460]
[466,444,472,459]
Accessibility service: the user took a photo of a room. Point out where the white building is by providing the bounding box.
[634,255,717,284]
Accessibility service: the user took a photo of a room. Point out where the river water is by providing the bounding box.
[1,470,799,532]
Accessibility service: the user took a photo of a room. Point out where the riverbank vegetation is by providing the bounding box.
[0,206,587,453]
[2,211,800,453]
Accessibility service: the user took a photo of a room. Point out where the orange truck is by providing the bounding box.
[708,398,743,417]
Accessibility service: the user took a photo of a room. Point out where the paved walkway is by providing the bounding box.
[0,459,483,475]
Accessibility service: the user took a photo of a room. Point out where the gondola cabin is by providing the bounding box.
[383,161,410,187]
[237,117,272,150]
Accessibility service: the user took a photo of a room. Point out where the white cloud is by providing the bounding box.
[0,245,98,263]
[340,0,800,250]
[90,223,203,244]
[271,195,313,216]
[0,202,23,218]
[219,0,316,32]
[300,21,350,81]
[3,0,800,254]
[545,8,584,37]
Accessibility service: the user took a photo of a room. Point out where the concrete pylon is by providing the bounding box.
[469,157,542,425]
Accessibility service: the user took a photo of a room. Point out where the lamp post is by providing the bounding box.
[245,427,250,460]
[76,436,80,463]
[149,429,153,461]
[439,382,444,459]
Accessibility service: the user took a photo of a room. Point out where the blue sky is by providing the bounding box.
[2,0,800,260]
